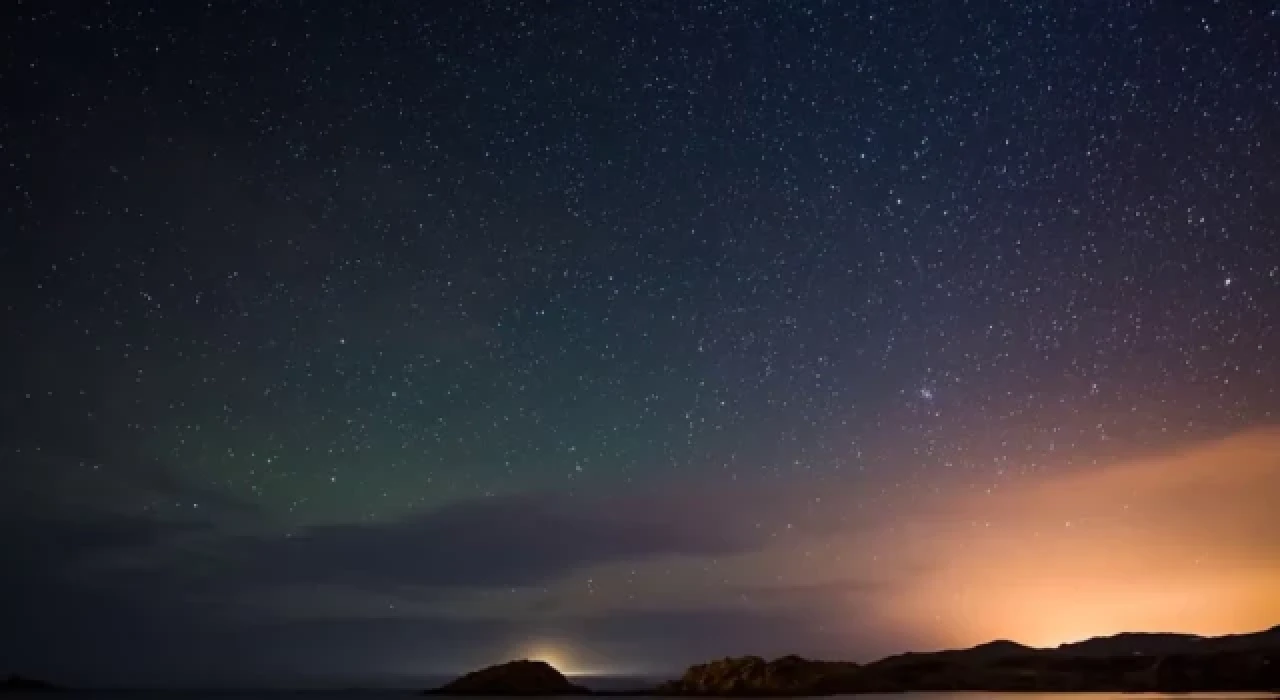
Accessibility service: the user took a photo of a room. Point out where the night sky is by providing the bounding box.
[3,0,1280,687]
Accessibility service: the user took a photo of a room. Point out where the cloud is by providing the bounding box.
[232,482,812,589]
[0,435,255,524]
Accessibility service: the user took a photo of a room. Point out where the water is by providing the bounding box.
[2,692,1274,700]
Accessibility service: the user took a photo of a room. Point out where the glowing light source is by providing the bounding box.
[520,640,596,676]
[526,646,570,672]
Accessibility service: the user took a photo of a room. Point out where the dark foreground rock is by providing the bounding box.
[652,625,1280,695]
[428,625,1280,696]
[426,659,589,696]
[653,655,860,696]
[850,648,1280,693]
[1,676,60,692]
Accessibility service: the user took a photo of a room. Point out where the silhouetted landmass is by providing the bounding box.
[651,624,1280,695]
[425,659,589,696]
[0,675,60,692]
[650,655,861,695]
[428,626,1280,696]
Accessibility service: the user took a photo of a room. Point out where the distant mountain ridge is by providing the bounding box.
[650,623,1280,695]
[427,625,1280,696]
[1053,623,1280,656]
[425,660,589,696]
[862,623,1280,663]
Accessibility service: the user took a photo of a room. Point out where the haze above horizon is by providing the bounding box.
[3,0,1278,687]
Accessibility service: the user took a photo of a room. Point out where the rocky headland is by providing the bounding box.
[425,659,590,695]
[651,624,1280,695]
[430,624,1280,695]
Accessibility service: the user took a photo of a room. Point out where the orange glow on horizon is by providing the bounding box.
[401,429,1280,669]
[851,428,1280,649]
[517,639,620,676]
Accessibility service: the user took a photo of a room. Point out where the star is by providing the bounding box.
[4,0,1278,682]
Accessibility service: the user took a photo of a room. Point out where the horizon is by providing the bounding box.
[4,0,1279,689]
[11,621,1280,690]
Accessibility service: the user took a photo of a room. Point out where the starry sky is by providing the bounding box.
[3,0,1280,688]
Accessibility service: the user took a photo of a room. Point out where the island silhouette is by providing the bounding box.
[426,624,1280,695]
[7,626,1279,695]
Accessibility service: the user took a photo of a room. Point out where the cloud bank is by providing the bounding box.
[3,428,1278,682]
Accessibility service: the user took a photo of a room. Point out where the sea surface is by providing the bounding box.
[4,691,1276,700]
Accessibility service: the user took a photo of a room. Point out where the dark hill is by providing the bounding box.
[1058,625,1280,657]
[431,625,1280,696]
[425,660,589,696]
[652,655,860,696]
[1057,632,1207,657]
[651,623,1280,695]
[874,638,1037,666]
